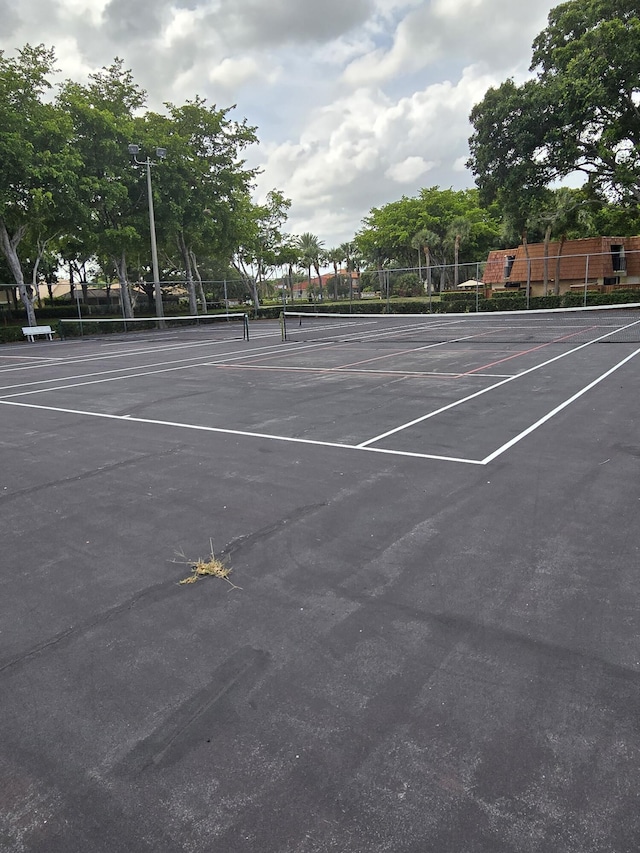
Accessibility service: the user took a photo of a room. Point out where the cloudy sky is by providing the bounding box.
[2,0,558,247]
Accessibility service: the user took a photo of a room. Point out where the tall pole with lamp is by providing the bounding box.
[128,144,166,323]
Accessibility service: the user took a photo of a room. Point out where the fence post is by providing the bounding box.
[583,255,590,307]
[76,288,84,336]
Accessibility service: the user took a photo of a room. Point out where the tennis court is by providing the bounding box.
[1,306,639,852]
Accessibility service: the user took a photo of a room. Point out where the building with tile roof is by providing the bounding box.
[483,237,640,296]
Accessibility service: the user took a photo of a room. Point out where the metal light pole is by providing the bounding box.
[128,144,166,322]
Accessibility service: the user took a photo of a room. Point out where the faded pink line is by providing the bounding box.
[458,327,597,376]
[212,363,444,379]
[331,343,443,370]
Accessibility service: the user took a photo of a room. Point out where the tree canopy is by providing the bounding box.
[0,45,269,321]
[0,45,82,324]
[355,187,502,272]
[468,0,640,208]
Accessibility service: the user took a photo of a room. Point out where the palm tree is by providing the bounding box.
[326,246,345,300]
[340,241,361,303]
[446,217,471,289]
[412,229,440,295]
[533,188,590,295]
[296,232,324,301]
[274,239,300,302]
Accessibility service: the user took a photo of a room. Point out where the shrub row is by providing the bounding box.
[3,288,640,344]
[264,289,640,318]
[0,326,26,344]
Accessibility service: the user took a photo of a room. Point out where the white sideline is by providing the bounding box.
[357,317,640,447]
[0,399,483,465]
[481,346,640,464]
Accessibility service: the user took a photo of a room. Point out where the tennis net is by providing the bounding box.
[59,312,250,341]
[281,305,640,345]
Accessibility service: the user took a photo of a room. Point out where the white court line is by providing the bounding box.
[0,338,331,396]
[0,331,514,397]
[0,326,279,375]
[2,348,637,467]
[2,323,638,466]
[0,399,483,465]
[0,338,222,373]
[357,319,640,448]
[0,342,317,399]
[481,346,640,464]
[0,354,64,361]
[209,363,514,379]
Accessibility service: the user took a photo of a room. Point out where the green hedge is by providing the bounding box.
[560,289,640,307]
[0,326,26,344]
[441,291,477,303]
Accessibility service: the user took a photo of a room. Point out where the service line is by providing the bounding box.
[0,398,483,465]
[357,320,640,448]
[0,337,344,398]
[481,346,640,463]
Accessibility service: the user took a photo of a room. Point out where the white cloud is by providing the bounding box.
[159,7,201,49]
[254,64,501,244]
[0,0,560,246]
[208,56,279,91]
[385,156,434,183]
[58,0,109,27]
[344,0,554,86]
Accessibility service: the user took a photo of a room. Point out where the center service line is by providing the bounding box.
[357,319,640,448]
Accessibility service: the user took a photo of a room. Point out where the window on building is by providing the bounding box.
[503,255,516,278]
[611,244,626,272]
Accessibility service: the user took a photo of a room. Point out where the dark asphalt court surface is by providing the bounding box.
[1,318,639,852]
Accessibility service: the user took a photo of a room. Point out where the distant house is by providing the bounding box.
[483,236,640,296]
[280,269,360,301]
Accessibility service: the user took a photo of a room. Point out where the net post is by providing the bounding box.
[243,313,249,341]
[279,311,286,341]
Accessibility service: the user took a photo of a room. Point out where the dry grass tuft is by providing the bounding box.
[173,539,241,590]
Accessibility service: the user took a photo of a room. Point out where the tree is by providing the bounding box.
[445,217,472,288]
[340,241,361,301]
[0,45,81,325]
[296,233,324,301]
[468,1,640,210]
[232,190,291,308]
[147,98,259,314]
[274,239,301,302]
[326,246,345,300]
[529,188,593,294]
[59,59,149,318]
[357,188,501,289]
[411,229,439,296]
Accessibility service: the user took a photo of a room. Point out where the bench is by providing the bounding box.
[22,325,54,342]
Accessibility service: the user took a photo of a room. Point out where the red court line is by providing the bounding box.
[212,341,520,379]
[211,363,469,379]
[458,327,597,376]
[329,342,450,370]
[221,338,443,373]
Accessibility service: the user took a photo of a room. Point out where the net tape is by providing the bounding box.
[282,305,640,345]
[58,312,250,340]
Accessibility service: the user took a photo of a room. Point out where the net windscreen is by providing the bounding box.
[282,306,640,345]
